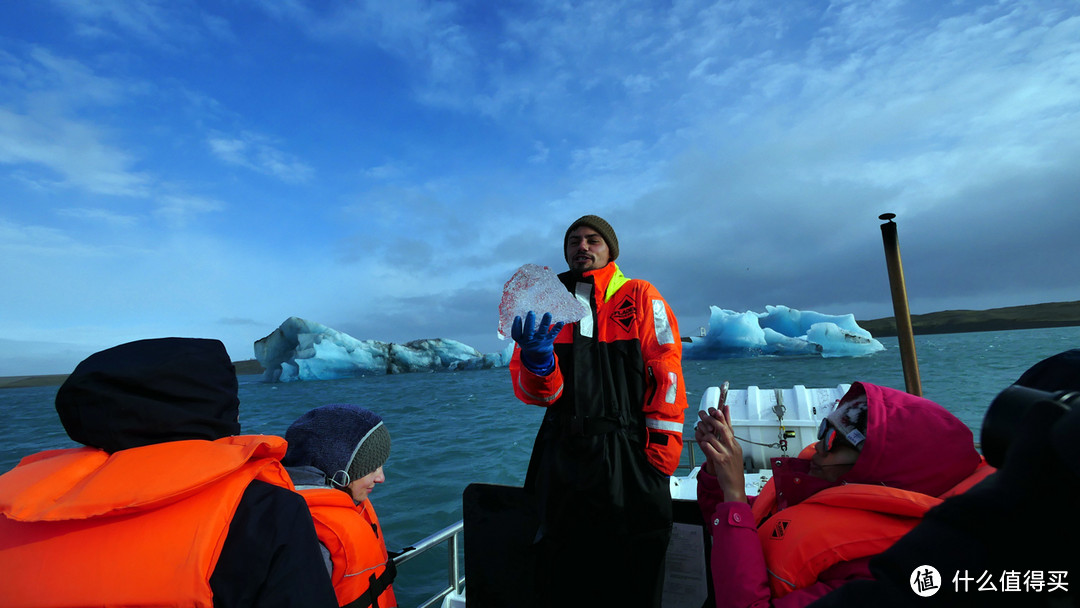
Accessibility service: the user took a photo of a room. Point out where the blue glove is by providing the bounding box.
[511,311,564,376]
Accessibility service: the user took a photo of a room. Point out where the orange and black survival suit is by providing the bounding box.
[0,338,337,608]
[510,262,688,607]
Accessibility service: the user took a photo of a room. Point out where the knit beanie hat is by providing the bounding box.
[825,392,869,451]
[283,404,391,488]
[564,214,619,263]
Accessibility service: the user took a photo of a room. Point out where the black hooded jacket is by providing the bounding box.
[49,338,337,607]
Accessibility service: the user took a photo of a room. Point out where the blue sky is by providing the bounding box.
[2,0,1078,375]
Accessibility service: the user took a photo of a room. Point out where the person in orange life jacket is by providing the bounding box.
[807,349,1080,608]
[0,337,338,608]
[283,404,397,608]
[509,215,688,607]
[695,381,984,608]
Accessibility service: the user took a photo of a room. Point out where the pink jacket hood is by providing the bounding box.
[837,382,980,497]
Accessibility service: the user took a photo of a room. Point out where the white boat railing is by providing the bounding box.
[394,520,466,608]
[681,439,701,472]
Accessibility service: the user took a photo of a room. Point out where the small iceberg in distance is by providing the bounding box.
[682,305,885,359]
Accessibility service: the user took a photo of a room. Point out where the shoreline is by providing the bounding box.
[0,359,266,390]
[856,300,1080,337]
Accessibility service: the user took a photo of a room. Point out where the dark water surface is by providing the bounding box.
[2,326,1077,606]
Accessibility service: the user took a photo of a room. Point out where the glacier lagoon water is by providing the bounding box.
[2,326,1078,606]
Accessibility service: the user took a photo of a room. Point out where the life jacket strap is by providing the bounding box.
[343,558,396,608]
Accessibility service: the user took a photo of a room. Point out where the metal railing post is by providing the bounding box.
[879,213,923,396]
[449,530,462,594]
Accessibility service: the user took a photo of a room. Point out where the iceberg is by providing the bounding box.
[254,317,512,382]
[497,264,589,340]
[683,305,884,359]
[255,304,883,383]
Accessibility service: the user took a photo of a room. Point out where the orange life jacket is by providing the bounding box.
[300,488,397,608]
[754,460,995,597]
[0,435,292,608]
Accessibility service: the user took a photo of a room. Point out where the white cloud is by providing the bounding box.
[0,48,235,227]
[363,162,407,181]
[528,140,550,164]
[569,141,649,174]
[207,132,314,183]
[3,0,1079,374]
[0,218,98,258]
[0,107,151,197]
[154,194,225,227]
[55,207,139,228]
[47,0,235,50]
[23,47,129,105]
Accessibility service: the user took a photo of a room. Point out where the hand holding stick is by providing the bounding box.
[695,405,747,504]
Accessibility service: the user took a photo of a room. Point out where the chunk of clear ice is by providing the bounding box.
[497,263,589,339]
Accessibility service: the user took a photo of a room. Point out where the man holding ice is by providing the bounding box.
[507,214,688,607]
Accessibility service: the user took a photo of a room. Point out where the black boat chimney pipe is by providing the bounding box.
[879,213,923,396]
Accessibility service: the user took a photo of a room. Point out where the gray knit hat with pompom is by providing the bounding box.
[283,404,391,488]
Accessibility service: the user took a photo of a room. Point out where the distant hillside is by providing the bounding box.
[858,301,1080,337]
[234,359,265,375]
[0,359,267,389]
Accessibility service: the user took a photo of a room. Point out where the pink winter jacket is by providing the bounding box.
[697,382,982,608]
